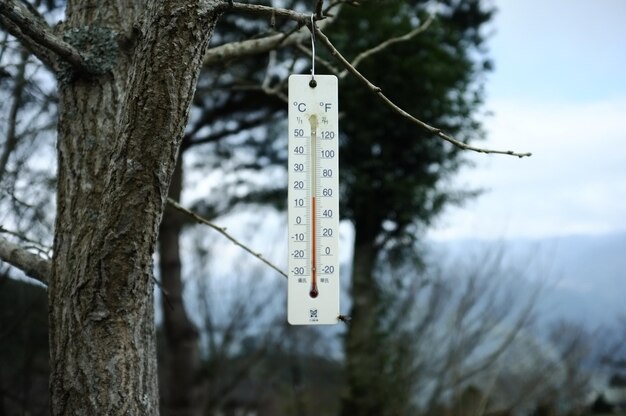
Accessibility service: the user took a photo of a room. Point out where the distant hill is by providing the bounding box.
[429,232,626,329]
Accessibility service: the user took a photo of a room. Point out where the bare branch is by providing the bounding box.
[314,0,324,20]
[0,0,91,73]
[166,198,287,279]
[205,31,287,66]
[166,201,352,324]
[0,235,50,285]
[315,27,532,158]
[221,2,311,24]
[0,14,57,70]
[296,43,340,76]
[185,114,278,149]
[0,226,51,258]
[343,15,434,77]
[0,48,27,182]
[204,19,334,67]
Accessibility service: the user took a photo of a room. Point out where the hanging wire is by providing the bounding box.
[309,14,317,87]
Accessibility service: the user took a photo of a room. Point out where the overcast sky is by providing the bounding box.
[428,0,626,241]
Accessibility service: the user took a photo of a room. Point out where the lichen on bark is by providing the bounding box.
[60,25,118,79]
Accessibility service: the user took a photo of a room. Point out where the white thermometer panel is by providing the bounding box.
[288,75,340,325]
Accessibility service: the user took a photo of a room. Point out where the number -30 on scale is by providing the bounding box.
[288,75,340,325]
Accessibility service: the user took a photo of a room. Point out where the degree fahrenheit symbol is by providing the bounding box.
[320,102,333,112]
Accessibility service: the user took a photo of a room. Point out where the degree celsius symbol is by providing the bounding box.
[287,74,340,326]
[291,101,334,113]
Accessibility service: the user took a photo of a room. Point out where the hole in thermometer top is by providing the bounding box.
[287,74,340,325]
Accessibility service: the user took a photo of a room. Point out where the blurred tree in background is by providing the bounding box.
[0,276,48,415]
[327,1,494,414]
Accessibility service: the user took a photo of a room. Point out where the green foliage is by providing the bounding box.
[330,0,492,255]
[330,2,495,415]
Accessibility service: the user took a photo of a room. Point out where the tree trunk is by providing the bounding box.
[48,2,220,414]
[341,223,384,416]
[159,154,202,416]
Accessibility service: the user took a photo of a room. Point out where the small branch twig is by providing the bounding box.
[166,198,288,279]
[343,15,434,77]
[314,0,325,20]
[166,200,352,323]
[0,48,28,183]
[315,27,532,158]
[205,9,336,67]
[0,225,51,258]
[296,43,340,77]
[0,0,91,74]
[220,2,311,24]
[0,236,50,285]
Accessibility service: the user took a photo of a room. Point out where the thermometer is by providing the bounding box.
[288,74,340,325]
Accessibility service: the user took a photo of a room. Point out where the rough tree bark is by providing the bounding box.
[45,1,220,414]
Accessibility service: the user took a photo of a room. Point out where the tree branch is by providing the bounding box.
[342,15,434,77]
[315,26,532,158]
[0,14,57,70]
[165,200,351,323]
[0,48,27,182]
[0,236,50,285]
[205,20,332,67]
[0,0,91,73]
[314,0,324,20]
[205,1,342,66]
[296,43,340,76]
[220,2,311,24]
[166,198,288,279]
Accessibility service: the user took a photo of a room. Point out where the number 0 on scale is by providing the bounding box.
[288,75,340,325]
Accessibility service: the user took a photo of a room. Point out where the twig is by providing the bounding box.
[204,11,336,67]
[261,49,277,89]
[169,198,351,324]
[295,43,340,76]
[342,15,434,77]
[166,198,288,279]
[220,2,312,24]
[314,0,324,19]
[0,0,91,74]
[315,27,532,158]
[0,226,51,258]
[0,48,27,183]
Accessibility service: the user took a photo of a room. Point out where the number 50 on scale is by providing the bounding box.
[288,75,340,325]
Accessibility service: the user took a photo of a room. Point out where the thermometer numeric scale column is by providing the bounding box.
[288,75,340,325]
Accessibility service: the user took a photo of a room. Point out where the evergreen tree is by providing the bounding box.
[327,1,494,415]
